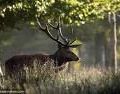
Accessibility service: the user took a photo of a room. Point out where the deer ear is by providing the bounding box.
[69,44,82,48]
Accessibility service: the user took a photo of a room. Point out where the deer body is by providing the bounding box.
[5,54,52,76]
[5,17,80,77]
[5,47,79,76]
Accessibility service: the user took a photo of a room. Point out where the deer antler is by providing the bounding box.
[48,17,68,44]
[36,17,66,46]
[36,17,81,48]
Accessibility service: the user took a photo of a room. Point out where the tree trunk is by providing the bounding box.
[112,13,117,73]
[109,13,117,73]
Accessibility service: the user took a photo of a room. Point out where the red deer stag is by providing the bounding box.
[5,17,81,77]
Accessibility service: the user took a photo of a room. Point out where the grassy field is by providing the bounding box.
[0,64,120,94]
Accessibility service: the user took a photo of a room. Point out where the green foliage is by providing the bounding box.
[0,0,120,30]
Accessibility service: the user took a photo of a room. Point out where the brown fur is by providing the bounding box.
[5,47,79,77]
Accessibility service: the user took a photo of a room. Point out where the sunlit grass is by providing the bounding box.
[0,62,120,94]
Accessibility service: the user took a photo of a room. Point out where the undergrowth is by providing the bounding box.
[0,63,120,94]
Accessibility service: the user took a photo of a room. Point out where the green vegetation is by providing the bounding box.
[0,64,120,94]
[0,0,120,29]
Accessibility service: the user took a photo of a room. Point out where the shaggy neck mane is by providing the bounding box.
[50,52,67,67]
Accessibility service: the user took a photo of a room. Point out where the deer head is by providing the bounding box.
[36,17,81,66]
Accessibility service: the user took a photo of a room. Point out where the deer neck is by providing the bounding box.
[51,53,66,67]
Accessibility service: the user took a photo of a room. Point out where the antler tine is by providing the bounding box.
[36,17,66,46]
[59,27,69,43]
[48,22,58,29]
[68,38,81,48]
[57,17,69,44]
[36,17,46,31]
[68,44,81,48]
[69,39,76,45]
[48,17,69,44]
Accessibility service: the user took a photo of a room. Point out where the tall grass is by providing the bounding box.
[0,62,120,94]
